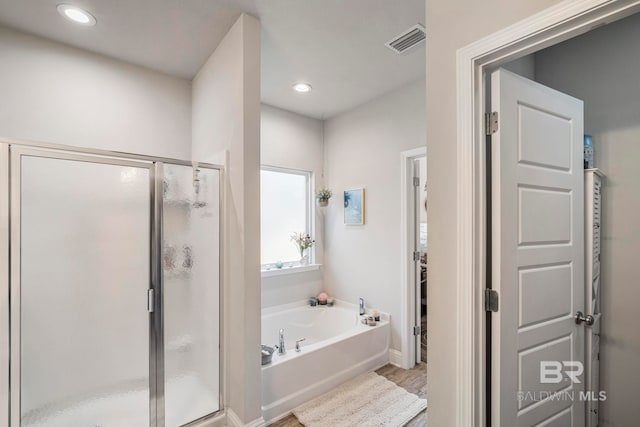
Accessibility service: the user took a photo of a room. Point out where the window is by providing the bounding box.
[260,166,312,267]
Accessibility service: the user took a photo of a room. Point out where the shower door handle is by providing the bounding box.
[148,289,155,313]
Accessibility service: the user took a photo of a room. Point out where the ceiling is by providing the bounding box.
[0,0,425,119]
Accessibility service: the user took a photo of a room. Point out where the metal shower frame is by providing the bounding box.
[0,137,225,427]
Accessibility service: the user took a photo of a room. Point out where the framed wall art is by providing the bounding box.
[344,188,365,225]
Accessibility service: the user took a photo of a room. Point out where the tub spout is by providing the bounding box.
[277,328,286,355]
[359,298,365,315]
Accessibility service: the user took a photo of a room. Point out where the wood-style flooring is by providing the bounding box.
[267,363,427,427]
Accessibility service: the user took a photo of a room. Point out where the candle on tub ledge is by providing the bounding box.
[317,292,328,305]
[327,297,335,306]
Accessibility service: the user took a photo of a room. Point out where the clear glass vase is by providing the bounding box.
[300,253,309,265]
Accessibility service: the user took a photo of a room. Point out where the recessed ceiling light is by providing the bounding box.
[293,83,312,93]
[57,4,97,26]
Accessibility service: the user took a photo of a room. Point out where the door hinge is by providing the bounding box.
[413,325,421,336]
[484,288,499,312]
[485,112,498,135]
[413,251,421,262]
[147,289,155,313]
[413,176,420,187]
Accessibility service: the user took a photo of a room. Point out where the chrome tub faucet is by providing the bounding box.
[277,328,286,355]
[359,297,365,315]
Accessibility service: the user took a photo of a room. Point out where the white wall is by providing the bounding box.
[0,26,191,159]
[323,79,426,353]
[260,104,325,308]
[191,13,262,425]
[424,0,564,424]
[534,14,640,426]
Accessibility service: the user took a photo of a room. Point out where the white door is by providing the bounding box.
[491,69,586,426]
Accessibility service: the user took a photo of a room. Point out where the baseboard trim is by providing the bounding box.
[226,409,242,427]
[227,408,266,427]
[389,348,404,368]
[245,416,266,427]
[262,410,292,426]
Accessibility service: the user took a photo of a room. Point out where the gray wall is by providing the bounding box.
[535,12,640,426]
[503,54,535,80]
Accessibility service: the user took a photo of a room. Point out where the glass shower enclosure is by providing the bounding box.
[0,141,222,427]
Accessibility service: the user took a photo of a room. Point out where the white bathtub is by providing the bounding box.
[260,300,390,423]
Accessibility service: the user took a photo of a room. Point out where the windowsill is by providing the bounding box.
[261,264,321,278]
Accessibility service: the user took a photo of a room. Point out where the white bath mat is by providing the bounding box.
[292,372,427,427]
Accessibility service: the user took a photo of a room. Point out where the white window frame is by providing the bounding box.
[260,165,314,270]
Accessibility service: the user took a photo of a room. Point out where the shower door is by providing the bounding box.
[3,143,223,427]
[10,147,154,427]
[161,163,221,427]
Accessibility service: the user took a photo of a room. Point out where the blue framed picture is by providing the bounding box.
[344,188,365,225]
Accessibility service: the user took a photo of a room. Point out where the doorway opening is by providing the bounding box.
[491,12,640,424]
[416,156,428,364]
[455,1,640,424]
[401,147,426,369]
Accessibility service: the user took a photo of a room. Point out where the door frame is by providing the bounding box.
[400,147,427,369]
[0,144,8,426]
[455,0,640,425]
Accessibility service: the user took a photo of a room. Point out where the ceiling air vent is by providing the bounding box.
[385,24,426,54]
